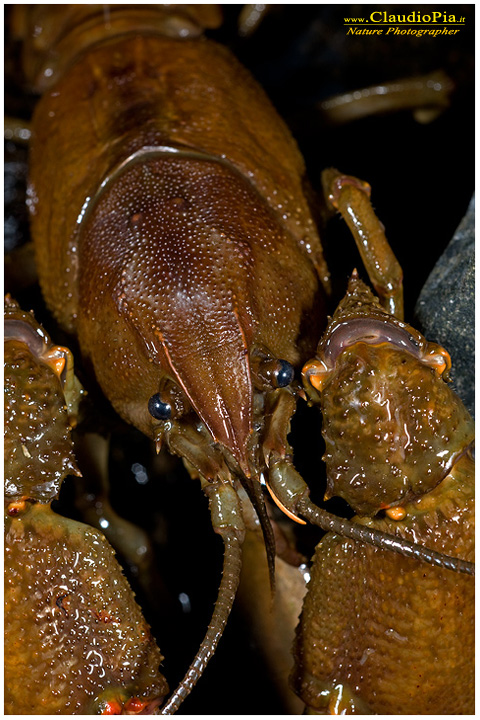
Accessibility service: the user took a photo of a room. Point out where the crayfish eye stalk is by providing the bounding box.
[250,351,296,392]
[273,359,295,388]
[148,383,192,454]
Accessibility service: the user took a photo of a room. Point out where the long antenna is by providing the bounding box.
[160,529,243,714]
[297,496,474,575]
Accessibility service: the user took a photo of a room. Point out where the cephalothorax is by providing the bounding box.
[10,5,474,713]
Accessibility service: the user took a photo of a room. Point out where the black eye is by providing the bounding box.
[274,359,295,388]
[148,393,172,420]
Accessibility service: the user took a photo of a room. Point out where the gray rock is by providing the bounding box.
[415,196,475,416]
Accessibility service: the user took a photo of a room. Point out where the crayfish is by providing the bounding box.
[295,271,474,713]
[4,4,474,714]
[4,296,169,714]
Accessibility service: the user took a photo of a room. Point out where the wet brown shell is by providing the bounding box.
[4,503,168,714]
[321,342,474,514]
[27,18,327,479]
[4,308,78,503]
[311,276,474,514]
[291,453,475,714]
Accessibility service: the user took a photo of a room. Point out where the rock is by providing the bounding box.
[415,196,475,416]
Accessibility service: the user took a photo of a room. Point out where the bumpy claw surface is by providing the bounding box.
[4,503,168,715]
[303,275,474,515]
[4,299,168,714]
[295,275,474,713]
[4,297,82,502]
[292,453,474,714]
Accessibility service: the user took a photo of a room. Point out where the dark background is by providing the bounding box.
[5,4,475,714]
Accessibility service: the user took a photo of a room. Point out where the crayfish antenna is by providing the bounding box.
[160,528,243,714]
[296,496,475,576]
[242,474,276,594]
[268,455,474,576]
[160,479,246,715]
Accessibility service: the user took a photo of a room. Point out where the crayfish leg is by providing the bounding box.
[319,70,453,126]
[166,415,277,591]
[238,4,271,36]
[322,167,404,319]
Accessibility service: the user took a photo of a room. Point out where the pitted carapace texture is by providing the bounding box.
[77,156,323,446]
[292,454,474,714]
[4,503,168,715]
[4,339,76,503]
[28,31,327,336]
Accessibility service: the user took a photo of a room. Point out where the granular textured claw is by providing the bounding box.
[4,503,168,715]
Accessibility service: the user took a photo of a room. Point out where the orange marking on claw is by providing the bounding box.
[50,356,66,377]
[386,506,406,521]
[309,373,324,392]
[433,349,451,375]
[7,499,27,517]
[302,358,329,393]
[101,700,123,715]
[265,481,307,525]
[424,346,451,375]
[43,347,68,378]
[123,697,149,713]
